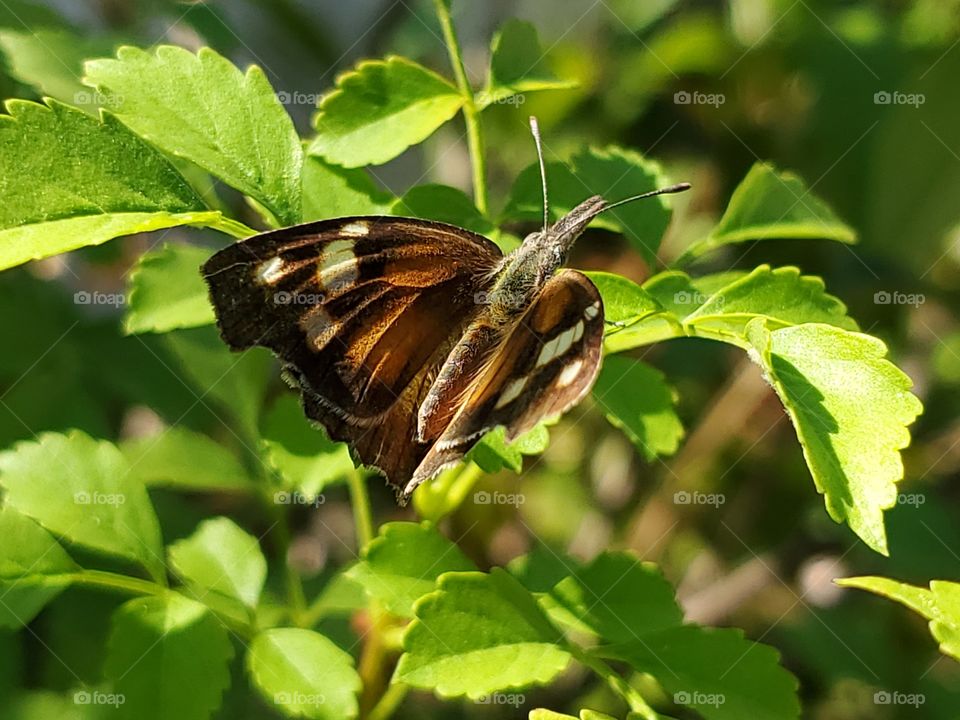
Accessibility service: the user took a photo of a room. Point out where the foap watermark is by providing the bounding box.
[276,90,323,106]
[674,490,725,508]
[74,690,125,707]
[474,490,525,507]
[673,290,722,307]
[874,690,925,708]
[874,290,925,307]
[275,691,325,707]
[874,90,925,108]
[674,691,725,708]
[74,491,126,507]
[897,493,925,507]
[674,90,725,108]
[476,91,526,107]
[74,290,126,308]
[474,288,526,310]
[476,693,525,708]
[73,90,124,108]
[274,290,325,306]
[274,490,325,507]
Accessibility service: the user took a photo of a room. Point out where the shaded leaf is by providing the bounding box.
[124,243,215,334]
[301,155,394,221]
[480,20,576,107]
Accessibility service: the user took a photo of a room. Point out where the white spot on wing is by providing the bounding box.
[256,257,284,284]
[495,377,527,409]
[341,221,370,237]
[557,358,584,387]
[318,240,359,292]
[301,307,337,350]
[538,323,582,367]
[584,301,600,319]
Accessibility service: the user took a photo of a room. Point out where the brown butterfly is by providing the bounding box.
[202,118,689,502]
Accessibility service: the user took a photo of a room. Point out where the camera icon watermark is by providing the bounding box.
[674,90,725,107]
[873,290,925,307]
[673,490,725,508]
[274,291,325,306]
[674,691,725,707]
[476,91,526,107]
[74,290,126,307]
[274,490,325,507]
[74,690,125,707]
[873,90,925,107]
[276,90,322,106]
[476,693,525,707]
[274,691,325,706]
[73,90,124,108]
[673,290,720,306]
[873,690,925,707]
[473,490,525,507]
[74,491,126,506]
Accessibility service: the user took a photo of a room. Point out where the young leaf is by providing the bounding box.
[592,358,684,460]
[0,431,165,582]
[479,20,576,108]
[680,163,856,262]
[168,517,267,610]
[0,100,219,271]
[0,29,115,110]
[85,46,303,225]
[121,427,253,493]
[0,506,78,628]
[301,155,394,221]
[602,626,800,720]
[746,320,923,554]
[838,576,960,661]
[396,569,571,698]
[105,594,234,720]
[125,243,215,334]
[504,146,674,264]
[162,326,272,441]
[468,423,551,474]
[550,552,683,640]
[392,184,495,236]
[261,394,354,497]
[308,56,465,167]
[247,627,361,720]
[346,522,476,618]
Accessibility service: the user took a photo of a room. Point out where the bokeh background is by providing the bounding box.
[1,0,959,718]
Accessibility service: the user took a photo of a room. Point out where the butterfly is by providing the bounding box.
[202,117,689,502]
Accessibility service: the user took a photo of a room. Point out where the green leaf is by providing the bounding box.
[121,427,253,493]
[0,431,165,582]
[168,517,267,610]
[582,271,662,324]
[105,594,234,720]
[0,99,218,271]
[346,522,476,617]
[746,320,923,554]
[838,576,960,661]
[551,552,683,640]
[309,56,465,167]
[603,626,800,720]
[396,569,571,698]
[0,506,78,628]
[124,243,215,334]
[85,45,303,225]
[504,146,674,264]
[247,627,361,720]
[681,163,856,262]
[468,423,551,474]
[529,711,577,720]
[0,29,115,110]
[301,155,394,221]
[162,326,272,441]
[261,394,354,497]
[392,184,495,236]
[593,357,683,461]
[479,20,576,107]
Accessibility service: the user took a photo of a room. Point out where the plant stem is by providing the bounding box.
[566,644,663,720]
[433,0,488,215]
[413,461,486,521]
[207,215,257,238]
[264,492,308,627]
[348,469,374,549]
[367,682,409,720]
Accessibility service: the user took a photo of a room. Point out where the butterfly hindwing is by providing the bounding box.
[409,269,604,493]
[202,217,503,489]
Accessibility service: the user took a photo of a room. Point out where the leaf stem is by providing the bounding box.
[413,461,486,521]
[264,493,308,626]
[566,643,663,719]
[348,469,374,549]
[433,0,488,215]
[207,214,257,239]
[367,682,409,720]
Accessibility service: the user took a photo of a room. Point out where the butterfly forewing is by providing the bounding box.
[202,217,504,489]
[409,269,605,493]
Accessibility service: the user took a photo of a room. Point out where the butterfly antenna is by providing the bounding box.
[529,116,550,232]
[602,182,692,213]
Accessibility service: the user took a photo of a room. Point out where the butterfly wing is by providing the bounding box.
[202,217,503,491]
[408,269,605,494]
